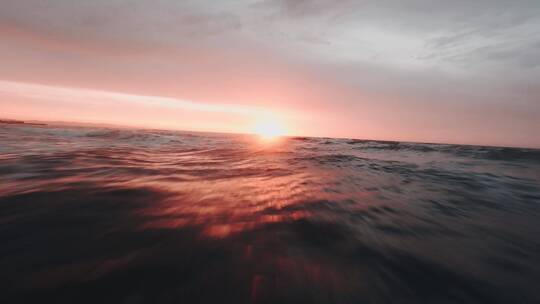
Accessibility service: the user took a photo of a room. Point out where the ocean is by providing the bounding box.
[1,124,540,303]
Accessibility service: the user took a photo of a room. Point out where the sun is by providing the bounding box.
[252,118,286,141]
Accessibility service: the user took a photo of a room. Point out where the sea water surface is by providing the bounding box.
[1,124,540,304]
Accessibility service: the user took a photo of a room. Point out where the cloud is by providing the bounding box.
[0,0,244,54]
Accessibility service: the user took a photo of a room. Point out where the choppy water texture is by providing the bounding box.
[1,125,540,304]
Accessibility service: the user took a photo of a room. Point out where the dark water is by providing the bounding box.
[1,125,540,304]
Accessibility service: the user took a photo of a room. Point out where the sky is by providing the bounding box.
[1,0,539,148]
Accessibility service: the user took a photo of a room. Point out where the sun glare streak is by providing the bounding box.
[0,80,270,116]
[0,80,302,140]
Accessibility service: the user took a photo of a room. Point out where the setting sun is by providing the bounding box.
[252,117,287,141]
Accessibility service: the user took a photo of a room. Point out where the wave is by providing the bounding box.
[1,124,540,303]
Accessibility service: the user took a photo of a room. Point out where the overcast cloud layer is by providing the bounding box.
[1,0,539,147]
